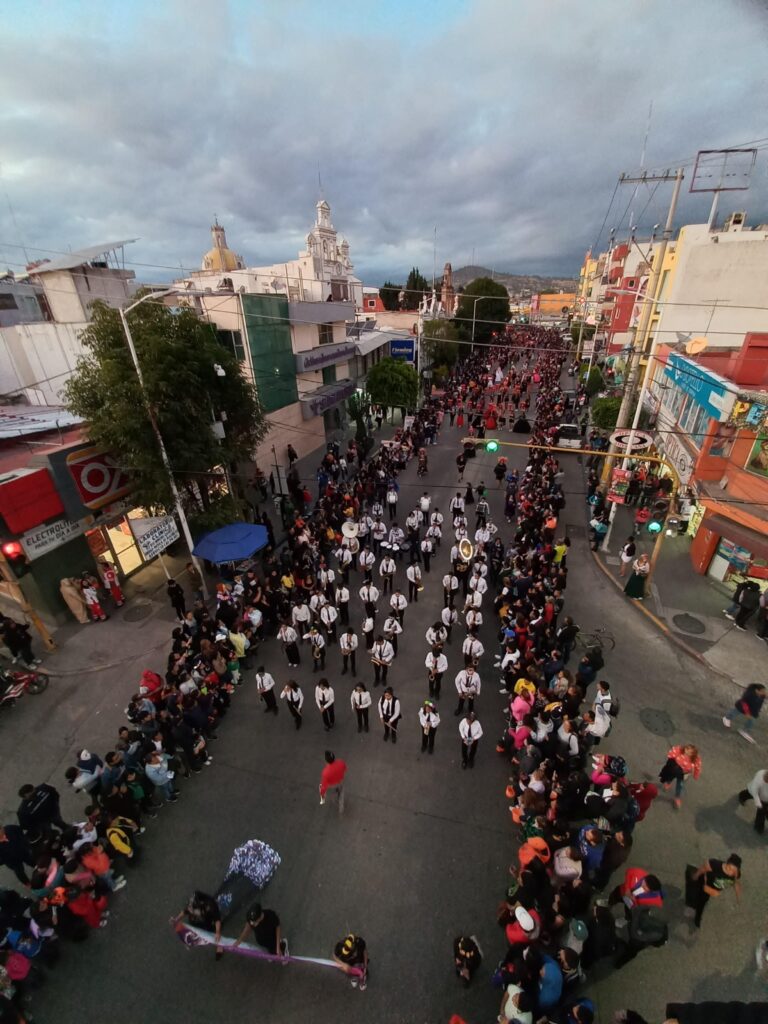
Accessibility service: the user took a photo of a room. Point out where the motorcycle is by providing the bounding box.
[0,667,49,710]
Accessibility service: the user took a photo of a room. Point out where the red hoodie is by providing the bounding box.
[319,758,347,797]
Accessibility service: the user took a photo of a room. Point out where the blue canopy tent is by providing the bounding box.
[192,523,269,564]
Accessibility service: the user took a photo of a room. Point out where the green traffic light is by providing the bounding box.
[646,520,663,534]
[486,440,499,453]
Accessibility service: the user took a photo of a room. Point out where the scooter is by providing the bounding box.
[0,666,49,709]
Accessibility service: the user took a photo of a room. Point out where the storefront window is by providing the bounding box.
[85,508,149,578]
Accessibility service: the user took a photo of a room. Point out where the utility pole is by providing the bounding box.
[600,168,684,495]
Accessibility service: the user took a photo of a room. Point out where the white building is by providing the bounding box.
[651,213,768,349]
[0,241,136,405]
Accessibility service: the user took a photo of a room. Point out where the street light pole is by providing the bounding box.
[471,296,482,350]
[119,291,208,599]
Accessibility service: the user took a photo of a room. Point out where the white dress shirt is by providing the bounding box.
[315,685,334,709]
[280,686,304,710]
[425,625,447,646]
[419,707,440,730]
[371,639,395,664]
[390,593,408,612]
[379,557,396,578]
[255,671,276,693]
[340,632,359,654]
[459,718,483,742]
[441,606,458,628]
[359,583,380,604]
[378,695,401,721]
[425,652,448,674]
[465,608,483,630]
[462,637,484,661]
[406,564,422,584]
[350,689,372,710]
[382,617,403,639]
[455,670,481,696]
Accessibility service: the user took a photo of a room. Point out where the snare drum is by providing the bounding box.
[380,541,391,551]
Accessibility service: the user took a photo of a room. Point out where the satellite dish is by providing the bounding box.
[686,336,708,355]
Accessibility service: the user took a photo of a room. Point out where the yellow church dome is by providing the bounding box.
[201,220,243,272]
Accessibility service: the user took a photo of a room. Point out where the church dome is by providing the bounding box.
[201,220,243,272]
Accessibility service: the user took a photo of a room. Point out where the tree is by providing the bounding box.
[571,322,595,345]
[65,297,266,513]
[454,277,510,343]
[581,365,603,397]
[379,281,402,311]
[404,267,429,309]
[423,318,460,368]
[366,357,419,412]
[590,396,622,429]
[346,390,374,455]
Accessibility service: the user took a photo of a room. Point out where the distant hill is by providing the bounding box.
[452,265,578,297]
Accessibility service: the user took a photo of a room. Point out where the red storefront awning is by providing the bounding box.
[703,513,768,562]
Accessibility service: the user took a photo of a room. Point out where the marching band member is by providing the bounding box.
[425,647,448,699]
[280,680,304,730]
[390,588,408,626]
[378,687,401,743]
[382,613,403,656]
[371,635,395,687]
[454,665,481,716]
[419,700,440,754]
[350,683,371,733]
[303,626,326,670]
[277,621,300,668]
[340,627,359,676]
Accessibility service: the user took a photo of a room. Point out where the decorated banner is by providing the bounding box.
[607,468,630,505]
[728,398,768,431]
[173,922,363,976]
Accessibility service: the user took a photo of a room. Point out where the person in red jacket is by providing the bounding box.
[505,904,541,947]
[658,743,701,809]
[609,867,663,911]
[319,750,347,814]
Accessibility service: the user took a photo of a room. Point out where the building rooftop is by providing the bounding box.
[26,240,137,275]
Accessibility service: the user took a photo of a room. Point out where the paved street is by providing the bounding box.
[4,417,767,1024]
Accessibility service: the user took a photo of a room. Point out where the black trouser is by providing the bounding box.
[459,572,469,596]
[287,703,302,729]
[738,789,766,833]
[364,602,376,619]
[321,705,335,729]
[373,662,389,686]
[325,626,336,645]
[382,576,393,595]
[284,642,300,666]
[408,581,419,602]
[387,635,398,656]
[422,553,431,572]
[461,739,478,766]
[429,673,443,699]
[735,606,756,628]
[382,716,399,742]
[339,602,349,625]
[172,600,186,619]
[355,707,369,732]
[421,727,437,753]
[456,695,475,715]
[388,505,397,521]
[261,689,278,714]
[342,651,357,675]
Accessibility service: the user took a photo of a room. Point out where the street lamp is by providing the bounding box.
[471,296,482,348]
[119,289,208,599]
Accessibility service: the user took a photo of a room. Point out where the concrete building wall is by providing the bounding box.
[653,222,768,349]
[36,266,135,323]
[0,321,87,404]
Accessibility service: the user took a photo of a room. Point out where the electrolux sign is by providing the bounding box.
[295,342,356,373]
[663,352,736,422]
[390,338,415,361]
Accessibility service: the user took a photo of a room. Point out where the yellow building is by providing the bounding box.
[533,292,577,315]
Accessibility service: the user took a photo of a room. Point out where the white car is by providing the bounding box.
[557,424,582,449]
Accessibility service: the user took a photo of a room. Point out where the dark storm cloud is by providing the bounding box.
[0,0,766,282]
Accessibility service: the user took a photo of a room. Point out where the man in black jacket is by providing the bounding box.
[17,782,68,843]
[0,824,35,885]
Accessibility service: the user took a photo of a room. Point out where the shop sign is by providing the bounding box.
[299,380,356,419]
[295,341,357,373]
[20,516,93,560]
[609,428,653,453]
[663,353,736,422]
[607,468,630,505]
[66,445,132,511]
[745,431,768,478]
[390,339,415,361]
[131,516,180,560]
[653,432,695,486]
[717,538,751,571]
[728,398,768,431]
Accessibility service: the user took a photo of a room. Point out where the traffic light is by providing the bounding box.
[1,541,29,578]
[647,498,670,535]
[485,439,500,453]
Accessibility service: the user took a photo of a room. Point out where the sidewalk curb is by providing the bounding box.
[589,548,739,686]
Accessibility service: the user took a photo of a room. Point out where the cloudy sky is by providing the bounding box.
[1,0,767,285]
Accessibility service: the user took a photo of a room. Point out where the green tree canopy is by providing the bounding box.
[64,296,266,512]
[454,277,510,343]
[379,281,402,311]
[571,322,595,345]
[404,267,429,309]
[423,318,460,368]
[590,395,622,429]
[366,357,419,411]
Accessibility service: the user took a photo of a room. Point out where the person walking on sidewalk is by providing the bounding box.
[722,682,766,743]
[685,853,742,929]
[623,554,650,600]
[724,579,761,631]
[351,683,371,733]
[419,700,440,754]
[658,743,701,809]
[0,618,41,667]
[319,750,346,812]
[280,681,304,730]
[167,579,186,621]
[738,769,768,835]
[618,538,636,579]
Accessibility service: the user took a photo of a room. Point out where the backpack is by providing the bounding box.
[608,696,620,718]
